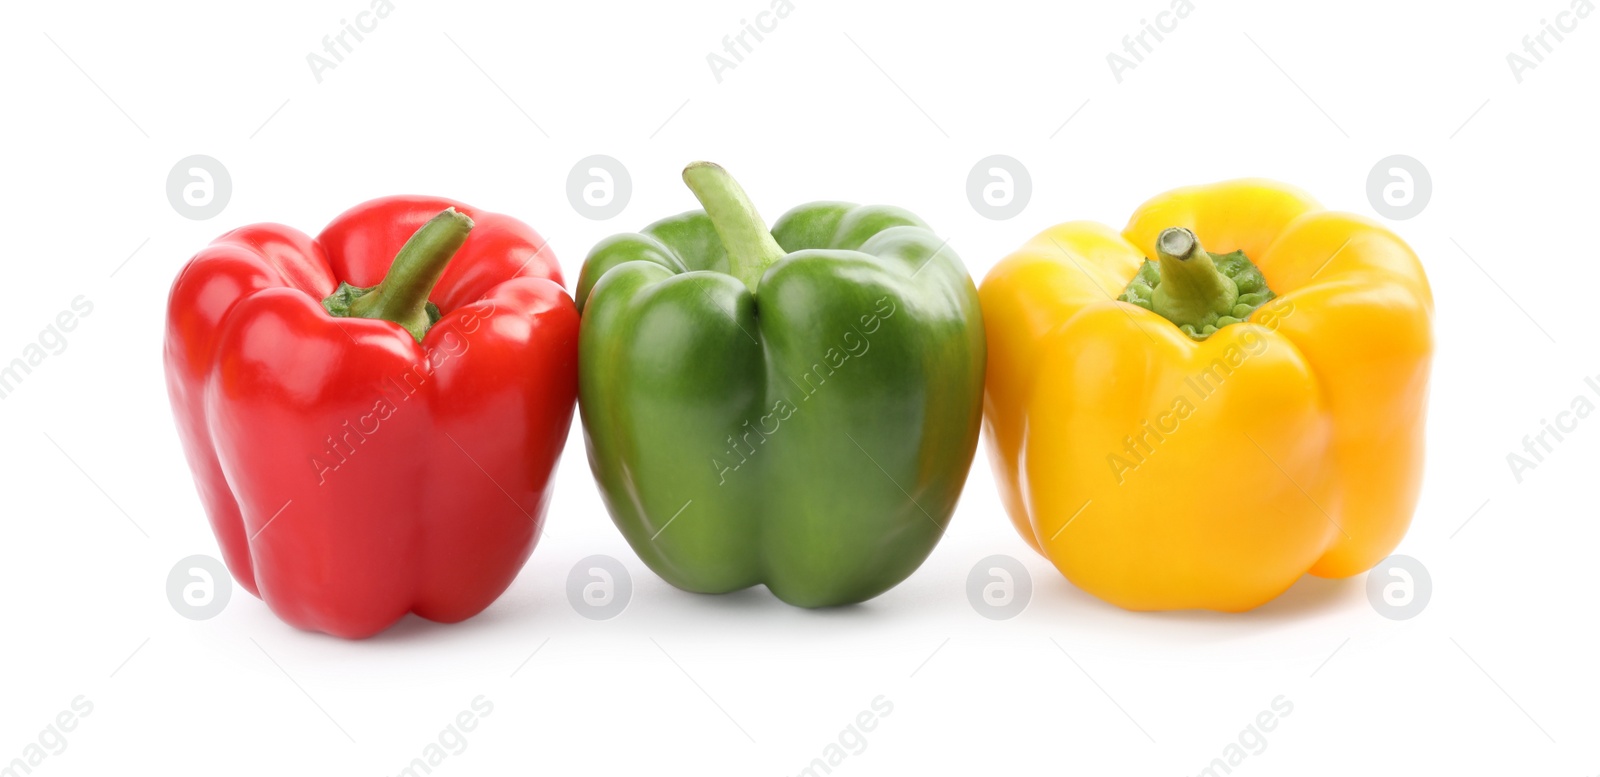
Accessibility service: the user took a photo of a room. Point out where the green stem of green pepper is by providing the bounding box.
[344,208,473,341]
[1152,227,1239,332]
[682,162,786,293]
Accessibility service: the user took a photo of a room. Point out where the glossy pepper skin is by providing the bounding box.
[982,180,1433,612]
[165,196,578,638]
[577,163,985,607]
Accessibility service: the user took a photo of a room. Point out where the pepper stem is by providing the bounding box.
[1151,227,1238,331]
[346,208,474,341]
[682,161,786,293]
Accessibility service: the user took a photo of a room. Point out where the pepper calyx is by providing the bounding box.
[321,207,471,341]
[1118,227,1276,340]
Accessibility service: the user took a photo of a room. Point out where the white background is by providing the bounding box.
[1,0,1595,774]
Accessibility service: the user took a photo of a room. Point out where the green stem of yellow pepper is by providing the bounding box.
[1152,227,1239,334]
[682,161,787,293]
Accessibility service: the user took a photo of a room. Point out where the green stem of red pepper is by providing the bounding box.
[682,162,786,293]
[334,208,473,341]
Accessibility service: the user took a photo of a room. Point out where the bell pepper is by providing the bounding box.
[576,162,985,607]
[165,196,578,638]
[981,180,1433,612]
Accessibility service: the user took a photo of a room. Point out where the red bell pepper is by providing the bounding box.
[165,196,578,639]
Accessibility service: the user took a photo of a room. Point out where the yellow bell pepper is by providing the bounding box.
[981,179,1433,612]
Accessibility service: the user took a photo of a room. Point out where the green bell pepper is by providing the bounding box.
[575,162,985,607]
